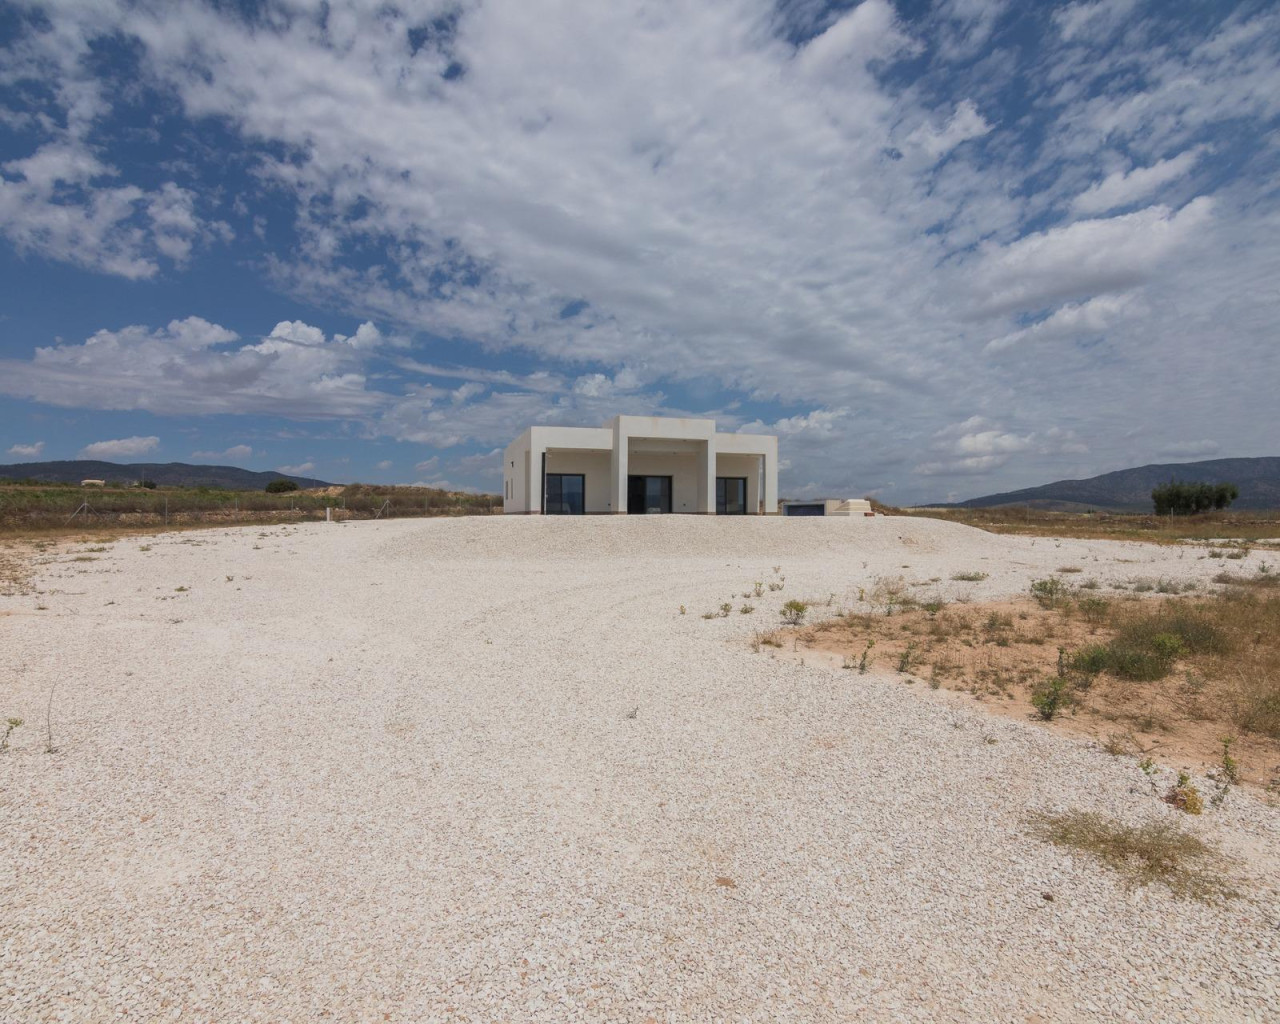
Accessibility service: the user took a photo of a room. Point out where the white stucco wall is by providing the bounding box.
[715,453,762,513]
[627,451,701,513]
[544,449,613,513]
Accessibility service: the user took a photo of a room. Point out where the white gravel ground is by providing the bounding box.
[2,515,1278,1023]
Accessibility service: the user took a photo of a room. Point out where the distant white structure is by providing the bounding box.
[781,498,875,517]
[80,479,106,487]
[503,415,778,515]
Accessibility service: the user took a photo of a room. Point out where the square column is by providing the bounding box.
[526,441,547,513]
[762,451,778,514]
[610,426,629,513]
[696,439,715,514]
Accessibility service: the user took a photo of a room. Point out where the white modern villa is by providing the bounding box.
[503,415,778,515]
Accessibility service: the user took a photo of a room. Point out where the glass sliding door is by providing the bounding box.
[716,477,747,515]
[545,473,585,514]
[627,475,672,514]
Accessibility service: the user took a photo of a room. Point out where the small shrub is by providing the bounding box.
[858,639,875,674]
[1,717,21,753]
[1077,596,1109,624]
[897,642,916,674]
[265,479,300,493]
[1070,644,1110,676]
[720,602,733,618]
[1030,677,1072,720]
[740,603,754,615]
[1057,566,1083,574]
[1030,577,1067,608]
[1165,772,1204,815]
[753,581,764,598]
[780,600,809,626]
[951,571,988,582]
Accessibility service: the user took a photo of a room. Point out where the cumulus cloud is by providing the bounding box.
[6,441,45,458]
[277,462,316,475]
[0,143,224,278]
[80,435,159,459]
[375,459,393,470]
[0,317,387,418]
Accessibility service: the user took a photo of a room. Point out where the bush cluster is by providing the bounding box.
[265,479,300,493]
[1069,606,1226,682]
[1151,480,1238,516]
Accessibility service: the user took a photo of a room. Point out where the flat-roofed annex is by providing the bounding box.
[501,415,778,515]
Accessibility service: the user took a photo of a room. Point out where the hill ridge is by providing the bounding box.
[934,456,1280,511]
[0,460,333,490]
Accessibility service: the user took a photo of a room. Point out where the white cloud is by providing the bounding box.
[80,435,159,459]
[1072,148,1206,216]
[970,199,1213,318]
[376,459,393,470]
[6,441,45,458]
[277,462,316,475]
[0,317,386,418]
[0,142,221,278]
[906,99,992,161]
[984,294,1141,352]
[191,444,255,461]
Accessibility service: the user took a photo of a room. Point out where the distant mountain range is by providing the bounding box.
[932,457,1280,511]
[0,460,333,490]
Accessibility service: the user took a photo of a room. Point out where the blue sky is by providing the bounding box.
[1,0,1277,502]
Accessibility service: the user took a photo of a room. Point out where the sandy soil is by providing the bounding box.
[2,516,1279,1023]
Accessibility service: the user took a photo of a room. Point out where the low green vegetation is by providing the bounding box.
[1028,810,1234,901]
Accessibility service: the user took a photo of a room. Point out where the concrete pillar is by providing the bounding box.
[526,442,547,513]
[745,458,761,516]
[762,449,778,514]
[610,423,628,513]
[696,438,715,514]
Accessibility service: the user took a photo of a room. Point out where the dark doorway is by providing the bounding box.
[716,477,747,515]
[545,473,585,515]
[627,475,672,514]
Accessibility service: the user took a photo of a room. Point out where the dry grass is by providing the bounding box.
[1028,810,1236,901]
[895,505,1280,545]
[790,582,1280,785]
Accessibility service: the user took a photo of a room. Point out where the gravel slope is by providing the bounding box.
[2,516,1278,1023]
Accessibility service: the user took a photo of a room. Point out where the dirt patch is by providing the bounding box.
[774,590,1280,788]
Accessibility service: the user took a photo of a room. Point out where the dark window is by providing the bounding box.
[716,477,747,515]
[545,473,585,515]
[784,502,825,516]
[627,475,672,514]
